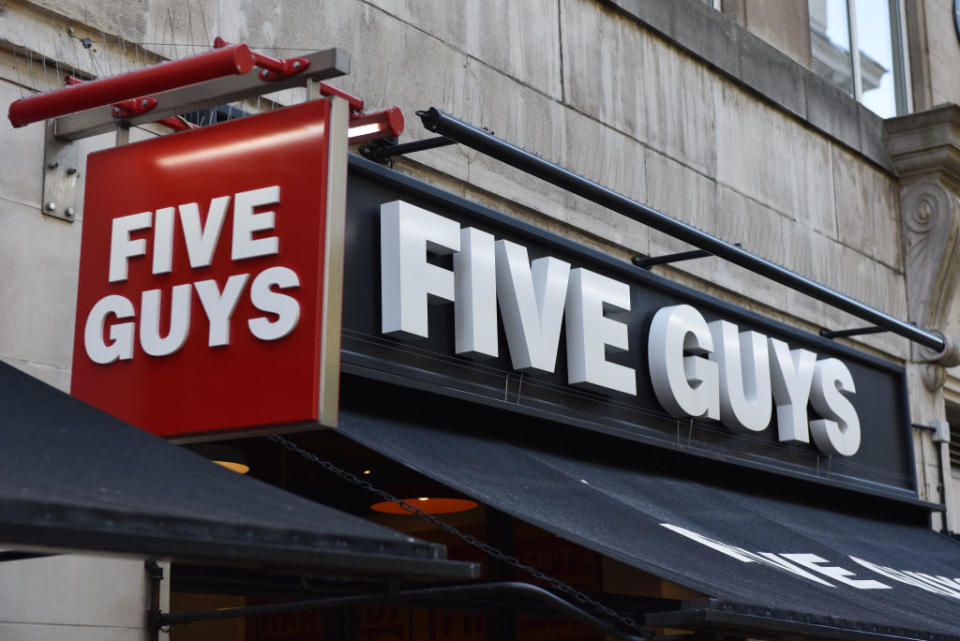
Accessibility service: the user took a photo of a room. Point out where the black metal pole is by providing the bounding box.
[418,108,946,353]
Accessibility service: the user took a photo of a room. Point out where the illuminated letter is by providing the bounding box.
[708,321,772,432]
[455,227,497,357]
[139,285,192,357]
[565,268,636,395]
[249,266,301,341]
[195,274,250,347]
[380,201,460,339]
[809,358,860,456]
[495,240,570,372]
[109,211,152,282]
[768,339,816,443]
[84,295,135,364]
[232,186,280,261]
[648,304,719,419]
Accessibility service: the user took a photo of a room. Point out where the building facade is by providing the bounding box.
[1,0,960,639]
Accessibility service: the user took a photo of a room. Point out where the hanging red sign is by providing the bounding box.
[71,99,348,437]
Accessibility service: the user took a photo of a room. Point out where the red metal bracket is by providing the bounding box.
[8,44,256,128]
[213,37,309,81]
[111,96,157,119]
[348,106,404,144]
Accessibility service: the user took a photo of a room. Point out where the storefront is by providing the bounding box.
[3,2,960,639]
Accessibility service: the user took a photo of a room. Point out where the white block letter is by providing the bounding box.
[195,274,250,347]
[495,241,570,373]
[455,227,498,357]
[152,207,175,275]
[84,295,136,364]
[109,211,152,282]
[648,304,719,420]
[249,266,301,341]
[179,196,230,268]
[139,285,192,357]
[232,186,280,261]
[809,358,861,457]
[380,201,460,339]
[565,268,636,395]
[708,321,772,432]
[769,339,816,443]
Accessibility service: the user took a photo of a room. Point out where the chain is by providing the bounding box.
[268,434,651,638]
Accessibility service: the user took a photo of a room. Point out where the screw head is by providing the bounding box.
[44,202,56,212]
[65,207,75,217]
[66,167,77,175]
[140,98,149,107]
[292,60,301,69]
[47,161,58,169]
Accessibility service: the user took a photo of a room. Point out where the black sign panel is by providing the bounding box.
[341,156,916,501]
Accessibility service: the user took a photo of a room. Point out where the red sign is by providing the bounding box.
[71,99,348,437]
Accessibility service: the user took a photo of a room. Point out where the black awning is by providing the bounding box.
[0,361,475,581]
[336,394,960,640]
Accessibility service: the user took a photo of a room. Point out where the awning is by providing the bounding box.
[0,361,475,581]
[337,386,960,640]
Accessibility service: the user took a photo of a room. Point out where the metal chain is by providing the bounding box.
[267,434,651,638]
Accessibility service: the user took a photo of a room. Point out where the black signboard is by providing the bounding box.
[341,156,916,502]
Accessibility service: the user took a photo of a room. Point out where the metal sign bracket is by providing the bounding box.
[41,120,80,222]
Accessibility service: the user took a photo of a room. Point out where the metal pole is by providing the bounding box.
[8,44,256,128]
[418,108,946,353]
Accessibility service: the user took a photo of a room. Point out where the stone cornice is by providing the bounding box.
[885,104,960,183]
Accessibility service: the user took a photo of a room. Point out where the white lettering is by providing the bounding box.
[248,266,301,341]
[84,295,136,364]
[780,553,889,589]
[232,186,280,261]
[194,274,250,347]
[809,358,861,457]
[454,227,498,358]
[648,305,720,420]
[495,240,570,373]
[152,207,175,275]
[768,339,816,443]
[565,268,636,395]
[709,321,772,432]
[179,196,230,268]
[139,285,192,357]
[109,211,152,282]
[380,201,459,339]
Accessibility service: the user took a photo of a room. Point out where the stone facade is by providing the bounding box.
[0,0,958,638]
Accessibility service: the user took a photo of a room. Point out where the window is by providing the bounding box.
[808,0,911,117]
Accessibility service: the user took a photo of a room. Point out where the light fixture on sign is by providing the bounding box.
[192,444,250,474]
[371,498,478,515]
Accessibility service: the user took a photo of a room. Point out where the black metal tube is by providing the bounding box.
[418,108,945,353]
[819,326,888,339]
[370,136,455,160]
[152,581,650,641]
[632,249,712,269]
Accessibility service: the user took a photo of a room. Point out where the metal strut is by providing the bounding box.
[633,244,742,270]
[416,107,946,354]
[819,326,888,340]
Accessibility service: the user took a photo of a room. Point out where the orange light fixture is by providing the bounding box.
[212,460,250,474]
[371,498,478,515]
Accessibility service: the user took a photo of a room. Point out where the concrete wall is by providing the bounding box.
[0,0,952,634]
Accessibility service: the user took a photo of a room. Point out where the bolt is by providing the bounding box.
[65,207,74,217]
[47,161,58,169]
[66,167,77,175]
[67,26,75,36]
[140,98,149,107]
[259,70,269,79]
[292,60,301,70]
[45,202,56,212]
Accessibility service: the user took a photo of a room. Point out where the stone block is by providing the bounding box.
[363,0,562,99]
[28,0,146,43]
[561,0,648,142]
[644,148,716,234]
[668,0,742,78]
[737,29,806,119]
[0,80,43,208]
[642,35,718,176]
[0,200,81,371]
[857,103,890,170]
[0,555,148,628]
[1,356,71,392]
[716,83,836,235]
[832,145,902,271]
[804,74,860,152]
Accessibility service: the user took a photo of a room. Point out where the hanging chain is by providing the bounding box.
[267,434,651,638]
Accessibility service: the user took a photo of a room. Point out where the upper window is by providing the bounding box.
[808,0,910,117]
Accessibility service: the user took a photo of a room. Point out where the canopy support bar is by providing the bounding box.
[417,107,946,354]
